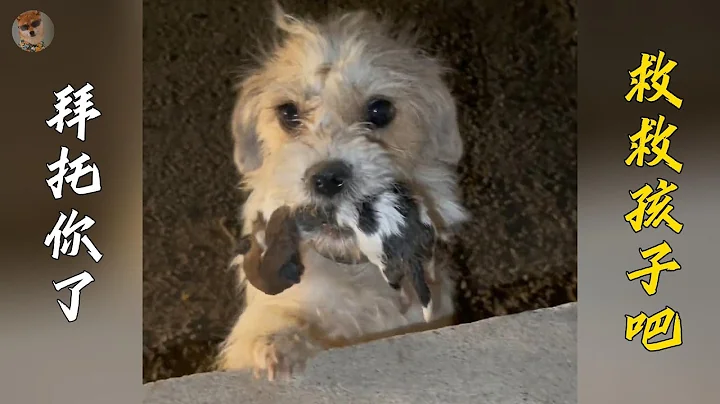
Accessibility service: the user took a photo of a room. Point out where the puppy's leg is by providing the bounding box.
[356,234,412,314]
[217,299,322,381]
[406,256,434,323]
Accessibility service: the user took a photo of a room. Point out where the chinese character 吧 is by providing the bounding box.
[53,270,94,322]
[44,209,103,263]
[626,240,681,296]
[46,146,102,200]
[45,83,102,142]
[625,114,683,174]
[626,306,682,352]
[625,178,684,234]
[625,50,683,109]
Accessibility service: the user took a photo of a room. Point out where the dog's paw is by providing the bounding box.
[252,329,319,381]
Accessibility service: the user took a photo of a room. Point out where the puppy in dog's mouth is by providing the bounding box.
[217,3,470,381]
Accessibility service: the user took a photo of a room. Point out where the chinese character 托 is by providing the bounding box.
[46,146,102,199]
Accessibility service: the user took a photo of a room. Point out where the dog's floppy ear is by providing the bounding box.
[424,81,463,166]
[231,72,266,174]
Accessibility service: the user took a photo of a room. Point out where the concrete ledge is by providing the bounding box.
[144,303,577,404]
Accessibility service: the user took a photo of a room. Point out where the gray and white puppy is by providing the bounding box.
[298,181,438,322]
[242,182,439,323]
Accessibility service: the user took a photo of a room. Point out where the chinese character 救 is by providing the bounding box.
[625,50,683,109]
[625,114,683,174]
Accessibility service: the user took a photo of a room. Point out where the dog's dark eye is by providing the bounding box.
[276,102,302,131]
[31,20,41,28]
[20,25,29,31]
[366,98,395,129]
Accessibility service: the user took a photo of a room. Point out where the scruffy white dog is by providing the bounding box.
[216,5,469,381]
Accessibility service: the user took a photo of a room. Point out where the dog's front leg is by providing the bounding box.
[217,298,322,381]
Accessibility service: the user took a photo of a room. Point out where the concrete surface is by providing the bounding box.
[143,0,577,382]
[144,303,576,404]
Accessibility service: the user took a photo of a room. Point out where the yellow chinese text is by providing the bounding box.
[625,306,683,352]
[625,178,683,234]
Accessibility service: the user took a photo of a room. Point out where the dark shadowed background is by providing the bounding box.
[143,0,577,382]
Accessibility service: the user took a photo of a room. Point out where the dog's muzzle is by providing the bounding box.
[305,159,352,198]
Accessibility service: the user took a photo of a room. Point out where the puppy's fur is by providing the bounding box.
[243,182,440,322]
[217,5,469,381]
[16,10,45,52]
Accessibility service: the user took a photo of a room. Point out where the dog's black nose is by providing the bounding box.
[29,31,35,37]
[308,160,352,198]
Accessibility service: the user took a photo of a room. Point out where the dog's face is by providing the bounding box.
[233,7,464,260]
[17,11,44,43]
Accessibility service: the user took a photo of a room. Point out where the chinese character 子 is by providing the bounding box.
[625,114,683,174]
[625,50,683,109]
[625,306,683,352]
[627,240,681,296]
[44,209,103,263]
[45,83,102,141]
[625,178,683,234]
[46,146,102,200]
[53,270,95,323]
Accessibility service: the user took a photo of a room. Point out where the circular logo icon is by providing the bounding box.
[12,10,54,52]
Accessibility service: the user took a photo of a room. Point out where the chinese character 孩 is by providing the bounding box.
[627,240,681,296]
[625,114,683,174]
[53,270,94,322]
[625,50,683,109]
[46,146,102,200]
[625,178,684,234]
[45,83,102,142]
[626,306,682,352]
[44,209,103,263]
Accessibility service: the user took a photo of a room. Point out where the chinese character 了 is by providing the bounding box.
[53,270,94,322]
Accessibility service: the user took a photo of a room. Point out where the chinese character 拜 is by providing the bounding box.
[625,114,683,174]
[625,306,683,352]
[625,50,683,109]
[53,270,94,322]
[45,83,102,142]
[44,209,103,262]
[626,240,681,296]
[625,178,684,234]
[46,146,102,200]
